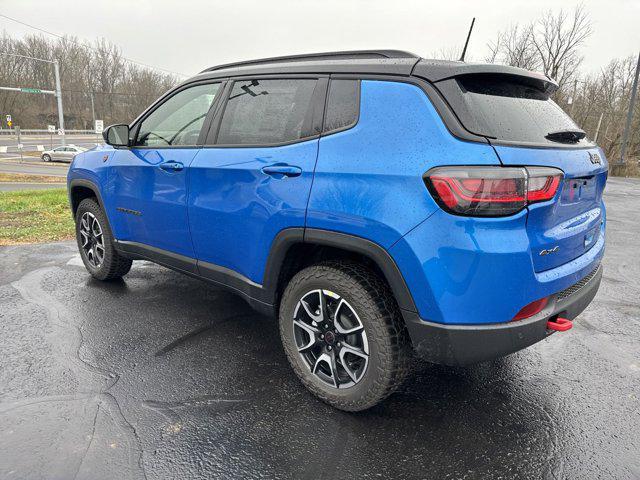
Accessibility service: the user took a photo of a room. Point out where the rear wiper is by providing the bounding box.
[545,129,586,143]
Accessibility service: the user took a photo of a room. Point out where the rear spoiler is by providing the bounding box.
[413,60,558,94]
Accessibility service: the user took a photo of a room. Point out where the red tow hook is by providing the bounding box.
[547,317,573,332]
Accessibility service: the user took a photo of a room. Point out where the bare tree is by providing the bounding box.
[486,24,540,70]
[487,4,592,89]
[532,4,592,87]
[430,46,463,62]
[0,33,178,129]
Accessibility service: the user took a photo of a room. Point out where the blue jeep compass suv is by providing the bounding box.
[68,50,607,411]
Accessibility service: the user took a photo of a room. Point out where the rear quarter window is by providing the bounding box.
[323,79,359,134]
[436,74,592,147]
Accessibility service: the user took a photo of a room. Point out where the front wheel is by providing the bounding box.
[75,198,132,280]
[42,154,51,162]
[279,262,412,411]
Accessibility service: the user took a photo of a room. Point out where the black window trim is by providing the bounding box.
[128,79,228,150]
[203,74,329,149]
[321,76,361,137]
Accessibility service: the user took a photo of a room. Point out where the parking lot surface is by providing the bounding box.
[0,177,638,479]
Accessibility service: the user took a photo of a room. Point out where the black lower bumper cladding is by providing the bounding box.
[404,265,603,366]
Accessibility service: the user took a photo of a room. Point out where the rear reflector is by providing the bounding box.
[512,297,549,321]
[424,166,563,217]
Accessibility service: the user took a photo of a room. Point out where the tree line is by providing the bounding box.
[0,34,178,131]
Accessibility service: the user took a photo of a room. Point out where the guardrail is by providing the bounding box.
[0,129,97,136]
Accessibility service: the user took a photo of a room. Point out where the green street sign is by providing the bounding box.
[20,87,42,94]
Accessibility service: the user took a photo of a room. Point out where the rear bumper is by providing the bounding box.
[404,264,602,366]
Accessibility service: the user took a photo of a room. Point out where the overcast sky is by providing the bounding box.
[1,0,638,79]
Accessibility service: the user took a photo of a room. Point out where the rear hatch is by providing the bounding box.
[496,146,607,272]
[433,72,608,272]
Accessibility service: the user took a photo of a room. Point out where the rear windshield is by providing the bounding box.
[436,74,591,147]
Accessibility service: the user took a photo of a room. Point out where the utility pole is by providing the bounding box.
[89,92,96,125]
[570,79,578,116]
[619,52,640,167]
[89,91,98,144]
[53,60,65,146]
[593,112,604,143]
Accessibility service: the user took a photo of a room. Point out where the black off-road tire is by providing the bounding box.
[75,198,132,280]
[279,261,412,411]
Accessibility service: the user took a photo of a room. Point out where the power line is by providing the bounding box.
[0,13,188,78]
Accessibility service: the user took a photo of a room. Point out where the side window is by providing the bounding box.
[136,83,221,147]
[217,79,317,145]
[323,79,359,134]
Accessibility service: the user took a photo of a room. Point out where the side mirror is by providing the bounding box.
[103,124,130,147]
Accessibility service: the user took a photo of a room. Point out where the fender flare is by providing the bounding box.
[262,228,417,313]
[68,178,107,214]
[68,178,118,239]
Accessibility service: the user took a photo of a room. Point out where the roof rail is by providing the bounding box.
[201,50,420,73]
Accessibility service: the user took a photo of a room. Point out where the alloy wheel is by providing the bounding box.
[293,289,369,389]
[79,212,105,268]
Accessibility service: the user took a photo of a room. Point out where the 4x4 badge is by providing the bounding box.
[589,152,601,164]
[539,246,560,256]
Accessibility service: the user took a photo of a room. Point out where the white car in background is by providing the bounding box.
[41,145,87,163]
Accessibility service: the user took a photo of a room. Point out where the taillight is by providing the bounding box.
[424,166,563,217]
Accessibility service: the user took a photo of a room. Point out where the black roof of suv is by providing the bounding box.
[193,49,557,91]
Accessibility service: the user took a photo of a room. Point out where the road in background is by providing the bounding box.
[0,178,638,479]
[0,133,100,153]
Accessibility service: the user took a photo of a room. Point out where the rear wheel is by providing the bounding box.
[279,262,412,411]
[42,154,51,162]
[75,198,132,280]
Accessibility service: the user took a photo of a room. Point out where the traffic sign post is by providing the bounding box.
[48,124,56,149]
[95,119,104,144]
[15,126,22,163]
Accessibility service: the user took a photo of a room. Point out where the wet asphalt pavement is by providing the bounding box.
[0,177,639,480]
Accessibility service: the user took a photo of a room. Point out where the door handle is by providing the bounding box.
[261,164,302,177]
[159,161,184,172]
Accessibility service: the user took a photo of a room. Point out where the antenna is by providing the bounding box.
[459,17,476,62]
